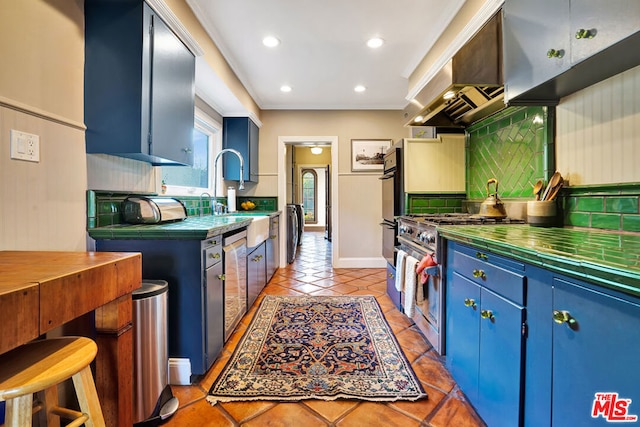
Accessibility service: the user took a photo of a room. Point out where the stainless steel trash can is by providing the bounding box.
[133,280,169,424]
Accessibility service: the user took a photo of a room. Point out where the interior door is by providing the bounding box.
[325,164,331,241]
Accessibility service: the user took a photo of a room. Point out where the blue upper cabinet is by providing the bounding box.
[85,0,195,166]
[223,117,259,183]
[503,0,640,104]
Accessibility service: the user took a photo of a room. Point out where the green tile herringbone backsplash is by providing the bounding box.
[466,106,554,200]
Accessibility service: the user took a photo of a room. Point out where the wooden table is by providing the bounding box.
[0,251,142,426]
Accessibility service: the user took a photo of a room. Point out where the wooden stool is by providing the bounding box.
[0,337,105,427]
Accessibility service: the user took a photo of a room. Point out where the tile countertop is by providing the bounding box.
[438,225,640,298]
[88,215,253,240]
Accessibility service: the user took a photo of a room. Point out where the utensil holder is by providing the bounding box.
[527,200,558,227]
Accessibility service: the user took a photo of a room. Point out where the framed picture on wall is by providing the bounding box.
[351,139,391,172]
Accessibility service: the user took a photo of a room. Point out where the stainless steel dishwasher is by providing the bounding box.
[222,229,247,341]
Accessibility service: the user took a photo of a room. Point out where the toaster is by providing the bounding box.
[122,197,187,224]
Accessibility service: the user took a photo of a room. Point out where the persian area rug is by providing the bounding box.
[207,295,427,404]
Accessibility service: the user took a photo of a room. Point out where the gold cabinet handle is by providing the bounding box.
[547,48,565,58]
[475,252,488,261]
[270,235,277,239]
[472,269,486,280]
[217,274,225,280]
[481,309,495,320]
[553,310,578,330]
[209,252,221,259]
[575,28,596,39]
[388,273,394,279]
[464,298,477,309]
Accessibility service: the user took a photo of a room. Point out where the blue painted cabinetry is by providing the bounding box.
[550,277,640,425]
[503,0,640,103]
[85,0,195,165]
[96,236,224,376]
[446,241,640,426]
[386,262,402,311]
[446,242,525,427]
[223,117,259,182]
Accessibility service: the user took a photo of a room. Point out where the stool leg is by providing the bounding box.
[5,394,33,427]
[44,384,62,427]
[71,365,106,427]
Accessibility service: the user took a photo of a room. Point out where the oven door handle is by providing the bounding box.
[380,222,396,229]
[424,266,439,276]
[379,173,394,180]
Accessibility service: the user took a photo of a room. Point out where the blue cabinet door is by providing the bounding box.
[552,278,640,426]
[478,288,525,427]
[149,8,195,165]
[447,272,481,403]
[223,117,259,182]
[84,1,195,165]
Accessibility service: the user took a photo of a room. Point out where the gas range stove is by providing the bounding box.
[397,213,525,255]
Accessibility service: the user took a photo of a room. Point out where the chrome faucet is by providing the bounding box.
[213,148,245,215]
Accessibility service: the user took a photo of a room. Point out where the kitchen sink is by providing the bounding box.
[244,215,270,248]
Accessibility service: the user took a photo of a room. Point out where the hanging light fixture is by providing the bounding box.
[310,146,323,155]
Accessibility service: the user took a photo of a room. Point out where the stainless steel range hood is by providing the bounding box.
[404,12,505,128]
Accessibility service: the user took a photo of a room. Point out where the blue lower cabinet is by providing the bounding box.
[97,238,224,376]
[447,272,481,403]
[551,277,640,426]
[446,240,640,426]
[446,267,524,427]
[386,262,402,311]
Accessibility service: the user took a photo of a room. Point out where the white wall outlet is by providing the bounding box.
[10,129,40,162]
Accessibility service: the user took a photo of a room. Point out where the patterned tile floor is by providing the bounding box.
[164,231,485,426]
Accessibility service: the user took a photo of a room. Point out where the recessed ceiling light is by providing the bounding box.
[354,85,366,93]
[262,36,280,47]
[367,37,384,48]
[280,85,292,93]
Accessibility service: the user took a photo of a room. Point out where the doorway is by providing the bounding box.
[277,136,338,268]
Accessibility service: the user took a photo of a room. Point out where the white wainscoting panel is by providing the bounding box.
[556,65,640,185]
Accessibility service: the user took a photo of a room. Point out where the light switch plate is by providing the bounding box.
[10,129,40,162]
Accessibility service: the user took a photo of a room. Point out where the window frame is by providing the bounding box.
[301,168,318,224]
[159,107,222,196]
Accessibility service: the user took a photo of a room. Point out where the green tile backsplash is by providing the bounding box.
[406,193,465,214]
[87,191,278,228]
[561,184,640,232]
[465,106,554,200]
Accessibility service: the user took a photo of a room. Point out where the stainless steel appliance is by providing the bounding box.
[222,229,247,341]
[403,12,504,128]
[123,197,187,224]
[380,145,402,265]
[396,213,524,355]
[293,204,304,246]
[285,204,298,263]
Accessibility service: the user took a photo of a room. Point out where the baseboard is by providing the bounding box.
[334,257,387,269]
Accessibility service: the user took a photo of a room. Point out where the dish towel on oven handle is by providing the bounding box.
[395,249,407,292]
[416,254,437,286]
[404,255,419,317]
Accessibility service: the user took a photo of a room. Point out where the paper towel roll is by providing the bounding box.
[227,186,236,212]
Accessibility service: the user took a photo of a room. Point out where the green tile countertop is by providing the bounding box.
[88,215,253,240]
[438,225,640,297]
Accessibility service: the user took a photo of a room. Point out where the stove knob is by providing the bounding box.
[417,232,428,242]
[399,225,411,234]
[425,233,436,244]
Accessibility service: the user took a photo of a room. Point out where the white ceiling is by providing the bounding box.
[186,0,468,111]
